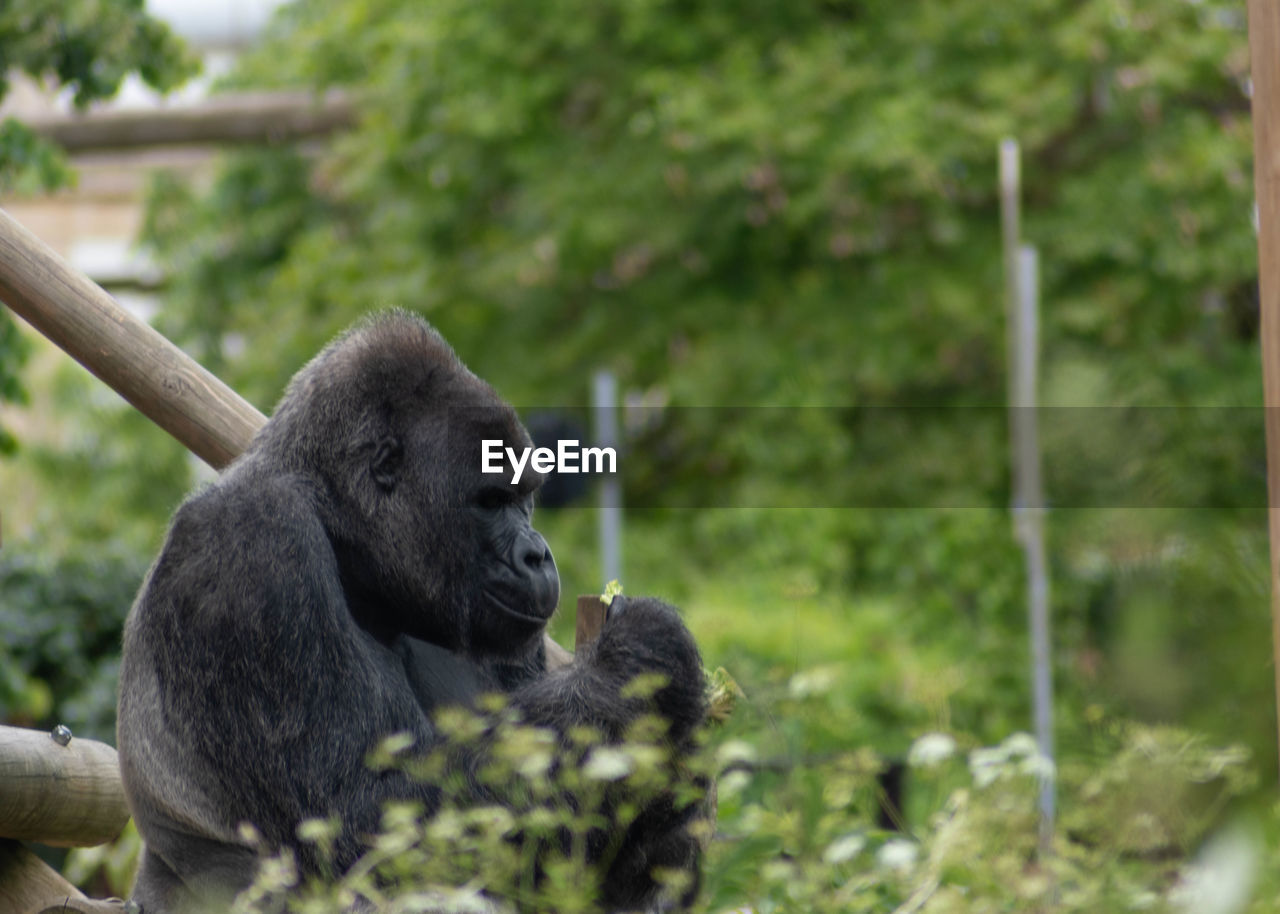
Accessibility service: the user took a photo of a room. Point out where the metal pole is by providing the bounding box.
[592,370,622,589]
[1000,141,1055,845]
[1000,139,1022,499]
[1013,245,1054,844]
[1014,245,1055,848]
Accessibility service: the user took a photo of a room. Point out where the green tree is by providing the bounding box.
[153,0,1255,410]
[0,0,195,738]
[142,0,1271,758]
[0,0,197,449]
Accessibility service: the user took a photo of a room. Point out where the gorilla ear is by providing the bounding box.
[370,435,404,492]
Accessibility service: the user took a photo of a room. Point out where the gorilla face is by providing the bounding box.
[275,316,560,656]
[468,478,559,654]
[351,384,559,656]
[451,406,560,655]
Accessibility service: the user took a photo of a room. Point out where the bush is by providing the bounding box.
[0,545,145,741]
[218,680,1270,914]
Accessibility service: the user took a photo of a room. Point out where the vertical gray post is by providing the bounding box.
[1014,245,1055,848]
[1000,139,1023,497]
[593,370,622,589]
[1001,138,1054,851]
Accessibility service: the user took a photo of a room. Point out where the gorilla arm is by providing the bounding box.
[118,469,445,910]
[509,597,706,747]
[503,596,709,912]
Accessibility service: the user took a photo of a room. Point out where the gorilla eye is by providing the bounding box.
[476,487,509,510]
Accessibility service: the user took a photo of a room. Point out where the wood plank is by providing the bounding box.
[0,726,128,848]
[1247,0,1280,778]
[575,595,608,651]
[0,206,264,469]
[30,90,353,152]
[0,839,124,914]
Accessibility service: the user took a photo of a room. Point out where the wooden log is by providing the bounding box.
[0,207,263,470]
[1247,0,1280,778]
[575,595,608,651]
[0,726,129,848]
[31,90,354,153]
[0,840,124,914]
[0,208,577,664]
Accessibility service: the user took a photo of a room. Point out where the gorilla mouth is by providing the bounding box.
[487,589,554,625]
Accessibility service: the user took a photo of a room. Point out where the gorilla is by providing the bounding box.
[117,312,707,913]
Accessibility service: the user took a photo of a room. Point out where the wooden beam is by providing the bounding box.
[29,90,354,153]
[0,840,124,914]
[1248,0,1280,780]
[0,726,129,847]
[0,206,264,469]
[575,595,608,651]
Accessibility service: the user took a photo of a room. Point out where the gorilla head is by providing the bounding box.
[253,311,559,655]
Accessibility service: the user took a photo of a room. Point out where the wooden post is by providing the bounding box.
[0,840,124,914]
[31,90,352,152]
[1247,0,1280,777]
[575,595,608,651]
[0,725,129,848]
[0,207,263,470]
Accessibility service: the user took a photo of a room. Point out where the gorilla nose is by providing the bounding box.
[521,535,552,571]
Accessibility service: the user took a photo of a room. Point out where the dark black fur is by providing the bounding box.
[117,313,707,913]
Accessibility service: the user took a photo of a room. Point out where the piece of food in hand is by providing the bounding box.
[705,665,744,724]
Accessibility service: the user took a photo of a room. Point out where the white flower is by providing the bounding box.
[969,746,1005,787]
[788,666,839,698]
[718,770,752,797]
[1019,750,1056,783]
[1171,825,1260,914]
[583,747,635,781]
[823,833,866,865]
[1002,732,1040,758]
[907,733,957,768]
[875,839,918,873]
[515,748,553,781]
[716,740,757,768]
[968,732,1054,787]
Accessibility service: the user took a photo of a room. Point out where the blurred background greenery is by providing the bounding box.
[1,0,1278,909]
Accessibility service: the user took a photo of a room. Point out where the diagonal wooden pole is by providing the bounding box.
[1247,0,1280,779]
[0,207,261,470]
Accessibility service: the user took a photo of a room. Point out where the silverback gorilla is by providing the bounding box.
[117,312,707,913]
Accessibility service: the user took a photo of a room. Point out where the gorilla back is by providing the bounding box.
[117,312,708,913]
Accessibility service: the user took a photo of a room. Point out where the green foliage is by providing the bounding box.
[0,0,197,191]
[28,0,1275,905]
[0,0,197,435]
[1061,723,1256,858]
[141,0,1268,768]
[65,819,143,900]
[232,699,714,914]
[220,690,1270,914]
[23,394,195,553]
[154,0,1255,408]
[0,544,146,740]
